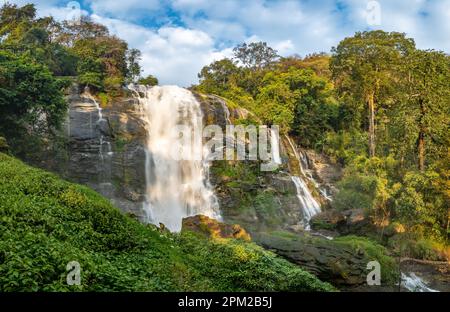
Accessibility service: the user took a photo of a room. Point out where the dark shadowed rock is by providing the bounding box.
[311,210,346,230]
[312,208,371,235]
[254,232,397,287]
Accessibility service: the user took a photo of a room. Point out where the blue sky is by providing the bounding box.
[4,0,450,86]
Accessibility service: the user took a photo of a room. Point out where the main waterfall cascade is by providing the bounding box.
[131,85,220,232]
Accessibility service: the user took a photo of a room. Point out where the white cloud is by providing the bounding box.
[86,0,162,20]
[91,15,230,87]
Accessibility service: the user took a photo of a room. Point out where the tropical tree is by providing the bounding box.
[402,50,450,171]
[0,51,67,151]
[233,42,279,70]
[330,31,416,157]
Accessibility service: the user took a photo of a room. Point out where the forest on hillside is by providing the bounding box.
[193,37,450,251]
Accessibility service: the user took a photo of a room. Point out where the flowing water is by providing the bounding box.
[285,135,322,229]
[401,272,439,292]
[131,85,220,231]
[291,176,322,230]
[84,90,113,189]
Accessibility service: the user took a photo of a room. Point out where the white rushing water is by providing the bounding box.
[401,272,439,292]
[291,176,322,230]
[285,135,322,229]
[131,85,220,232]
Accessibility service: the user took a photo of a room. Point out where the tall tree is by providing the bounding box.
[126,48,142,83]
[197,58,239,94]
[233,42,279,70]
[0,51,67,150]
[403,50,450,171]
[330,31,415,157]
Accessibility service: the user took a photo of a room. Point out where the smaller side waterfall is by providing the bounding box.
[286,135,322,229]
[291,176,321,230]
[84,90,113,190]
[298,150,333,202]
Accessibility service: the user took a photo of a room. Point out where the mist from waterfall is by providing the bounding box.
[131,85,220,232]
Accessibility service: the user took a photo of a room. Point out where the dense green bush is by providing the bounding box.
[0,153,333,291]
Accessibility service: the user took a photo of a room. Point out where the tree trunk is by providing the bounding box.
[418,98,425,172]
[367,92,376,157]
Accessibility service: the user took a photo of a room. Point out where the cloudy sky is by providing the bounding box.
[4,0,450,86]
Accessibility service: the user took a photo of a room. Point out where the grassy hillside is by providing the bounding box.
[0,153,333,291]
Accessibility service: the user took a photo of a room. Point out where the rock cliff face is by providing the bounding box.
[37,85,148,219]
[38,86,314,233]
[196,93,307,233]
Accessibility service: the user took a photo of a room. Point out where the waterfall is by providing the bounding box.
[131,85,220,232]
[83,90,113,189]
[285,135,321,229]
[298,149,333,202]
[291,176,321,230]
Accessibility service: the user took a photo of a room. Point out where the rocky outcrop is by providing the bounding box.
[254,232,397,287]
[300,148,342,198]
[182,215,251,241]
[33,85,148,219]
[311,208,372,235]
[30,85,339,235]
[195,93,307,233]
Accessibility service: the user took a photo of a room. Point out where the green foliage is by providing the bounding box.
[332,156,394,224]
[233,42,279,70]
[331,30,416,157]
[97,92,111,107]
[0,153,332,291]
[0,136,9,152]
[392,170,448,240]
[138,74,159,86]
[0,3,143,92]
[126,48,141,83]
[197,58,239,94]
[322,130,368,165]
[0,50,67,156]
[388,235,449,261]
